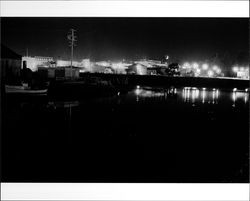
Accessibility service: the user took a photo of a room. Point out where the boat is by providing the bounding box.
[5,85,48,95]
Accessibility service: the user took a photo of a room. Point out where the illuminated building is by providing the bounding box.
[38,66,80,80]
[56,60,81,68]
[111,62,130,74]
[232,66,249,79]
[22,56,54,71]
[237,71,249,79]
[127,63,147,75]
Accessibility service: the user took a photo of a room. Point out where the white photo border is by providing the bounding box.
[0,0,249,17]
[0,0,249,201]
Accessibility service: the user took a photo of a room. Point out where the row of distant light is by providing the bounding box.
[182,62,221,77]
[184,87,248,93]
[182,62,221,73]
[232,66,249,73]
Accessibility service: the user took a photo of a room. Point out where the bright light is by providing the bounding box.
[112,62,123,69]
[216,68,221,74]
[96,61,110,67]
[202,90,206,103]
[191,89,196,102]
[233,88,237,92]
[183,62,190,69]
[193,63,199,69]
[195,89,199,98]
[244,93,248,103]
[212,90,215,104]
[239,67,244,72]
[232,66,238,72]
[135,89,140,96]
[137,85,140,89]
[202,63,208,70]
[81,59,91,70]
[212,65,218,71]
[196,69,201,74]
[207,70,214,77]
[216,89,219,99]
[245,88,248,92]
[232,92,236,104]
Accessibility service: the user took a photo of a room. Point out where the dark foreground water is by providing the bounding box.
[2,86,249,182]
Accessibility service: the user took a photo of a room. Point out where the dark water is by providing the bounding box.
[2,86,249,182]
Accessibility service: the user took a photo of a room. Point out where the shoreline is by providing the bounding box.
[78,73,249,90]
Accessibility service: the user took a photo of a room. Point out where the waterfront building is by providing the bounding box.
[57,59,95,73]
[79,59,92,72]
[232,66,249,79]
[37,66,80,80]
[22,56,54,71]
[127,63,147,75]
[56,60,81,68]
[237,70,249,79]
[111,62,130,74]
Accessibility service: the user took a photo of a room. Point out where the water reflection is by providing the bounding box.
[183,87,203,104]
[232,91,249,106]
[134,86,172,102]
[133,86,248,106]
[211,89,219,104]
[202,88,206,103]
[245,93,248,103]
[48,101,80,109]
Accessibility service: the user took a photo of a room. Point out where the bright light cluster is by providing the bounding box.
[181,62,222,77]
[232,66,249,73]
[202,64,208,70]
[232,66,249,79]
[207,70,214,77]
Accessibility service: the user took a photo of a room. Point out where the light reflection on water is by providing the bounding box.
[132,86,249,106]
[48,101,80,109]
[232,91,249,106]
[45,87,249,108]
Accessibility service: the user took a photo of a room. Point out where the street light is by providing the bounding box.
[212,65,218,71]
[207,70,214,77]
[202,63,208,70]
[216,68,221,74]
[232,66,238,72]
[183,62,190,69]
[240,67,244,72]
[193,62,199,69]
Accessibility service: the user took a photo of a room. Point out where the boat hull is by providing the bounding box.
[5,85,48,95]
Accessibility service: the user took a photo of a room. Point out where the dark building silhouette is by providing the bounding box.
[1,44,22,84]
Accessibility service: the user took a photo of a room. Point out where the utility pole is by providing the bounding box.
[67,29,77,78]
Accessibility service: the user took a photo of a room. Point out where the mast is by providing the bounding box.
[67,29,77,78]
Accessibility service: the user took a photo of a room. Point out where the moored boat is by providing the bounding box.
[5,85,48,95]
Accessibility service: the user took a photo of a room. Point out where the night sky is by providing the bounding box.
[1,18,249,67]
